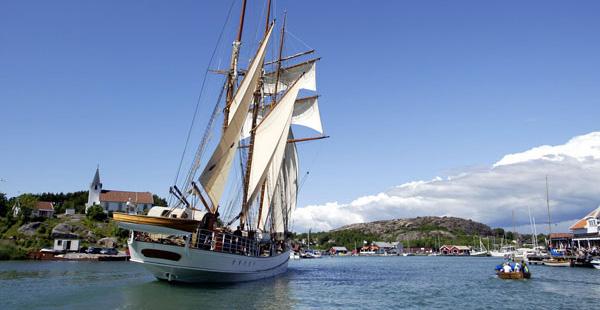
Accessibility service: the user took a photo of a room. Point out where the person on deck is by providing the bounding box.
[233,226,242,253]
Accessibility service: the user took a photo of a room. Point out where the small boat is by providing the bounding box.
[289,251,300,260]
[470,237,491,256]
[543,258,571,267]
[589,259,600,269]
[496,271,531,279]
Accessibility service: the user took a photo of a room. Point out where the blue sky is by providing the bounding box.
[2,1,600,229]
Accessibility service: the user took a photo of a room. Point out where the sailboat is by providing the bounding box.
[113,0,326,283]
[470,237,490,256]
[541,176,572,267]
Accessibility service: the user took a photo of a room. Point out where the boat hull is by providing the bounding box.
[128,240,290,283]
[543,260,571,267]
[496,271,530,279]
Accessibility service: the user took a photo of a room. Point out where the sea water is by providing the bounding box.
[1,256,599,309]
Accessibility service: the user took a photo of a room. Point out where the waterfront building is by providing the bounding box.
[548,233,573,249]
[329,246,348,255]
[373,241,398,255]
[439,245,471,256]
[569,205,600,249]
[53,236,80,252]
[85,167,154,214]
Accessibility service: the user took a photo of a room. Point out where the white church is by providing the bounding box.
[85,167,154,214]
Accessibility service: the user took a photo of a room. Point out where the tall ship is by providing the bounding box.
[113,0,325,283]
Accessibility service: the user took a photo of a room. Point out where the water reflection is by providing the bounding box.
[119,272,296,309]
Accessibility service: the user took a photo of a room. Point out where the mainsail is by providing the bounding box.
[245,76,303,205]
[199,25,274,207]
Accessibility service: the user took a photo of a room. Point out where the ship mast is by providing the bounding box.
[257,9,285,231]
[546,175,552,244]
[240,0,273,230]
[223,0,248,132]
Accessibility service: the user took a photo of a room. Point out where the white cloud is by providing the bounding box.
[293,132,600,233]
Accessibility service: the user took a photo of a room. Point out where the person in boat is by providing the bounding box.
[522,261,529,274]
[502,262,512,273]
[514,262,521,272]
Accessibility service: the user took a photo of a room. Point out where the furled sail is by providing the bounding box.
[256,131,296,231]
[199,25,274,207]
[271,134,299,233]
[263,59,318,94]
[241,96,323,139]
[245,75,303,205]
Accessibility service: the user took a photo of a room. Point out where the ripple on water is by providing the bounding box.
[1,257,600,309]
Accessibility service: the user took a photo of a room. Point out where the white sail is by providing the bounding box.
[263,59,317,94]
[246,76,303,205]
[270,135,299,233]
[199,25,274,207]
[292,96,323,134]
[257,131,295,231]
[283,137,299,230]
[241,96,323,139]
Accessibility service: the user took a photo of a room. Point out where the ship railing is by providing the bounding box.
[193,228,261,257]
[132,229,279,258]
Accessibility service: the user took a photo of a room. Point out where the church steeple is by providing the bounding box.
[86,166,103,211]
[91,166,102,191]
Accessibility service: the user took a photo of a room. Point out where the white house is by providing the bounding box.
[570,205,600,249]
[85,167,154,214]
[53,238,80,252]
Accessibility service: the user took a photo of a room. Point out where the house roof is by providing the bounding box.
[331,246,348,251]
[373,241,395,248]
[453,245,471,250]
[569,205,600,230]
[549,233,573,239]
[100,190,153,204]
[34,201,54,211]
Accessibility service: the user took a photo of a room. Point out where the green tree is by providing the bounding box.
[0,193,8,217]
[153,194,167,207]
[492,228,505,237]
[86,205,107,221]
[17,194,38,221]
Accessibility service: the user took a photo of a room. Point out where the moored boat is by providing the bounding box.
[591,259,600,269]
[543,258,571,267]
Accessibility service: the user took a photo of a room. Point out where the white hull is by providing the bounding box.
[490,251,514,257]
[128,240,290,283]
[543,260,571,267]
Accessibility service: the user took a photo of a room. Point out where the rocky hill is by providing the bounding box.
[331,216,493,242]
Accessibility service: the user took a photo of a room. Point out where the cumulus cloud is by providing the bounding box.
[293,132,600,232]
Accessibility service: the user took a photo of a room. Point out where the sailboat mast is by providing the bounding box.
[223,0,248,132]
[271,12,287,107]
[546,175,552,242]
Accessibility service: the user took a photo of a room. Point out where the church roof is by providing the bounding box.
[35,201,54,211]
[100,190,153,204]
